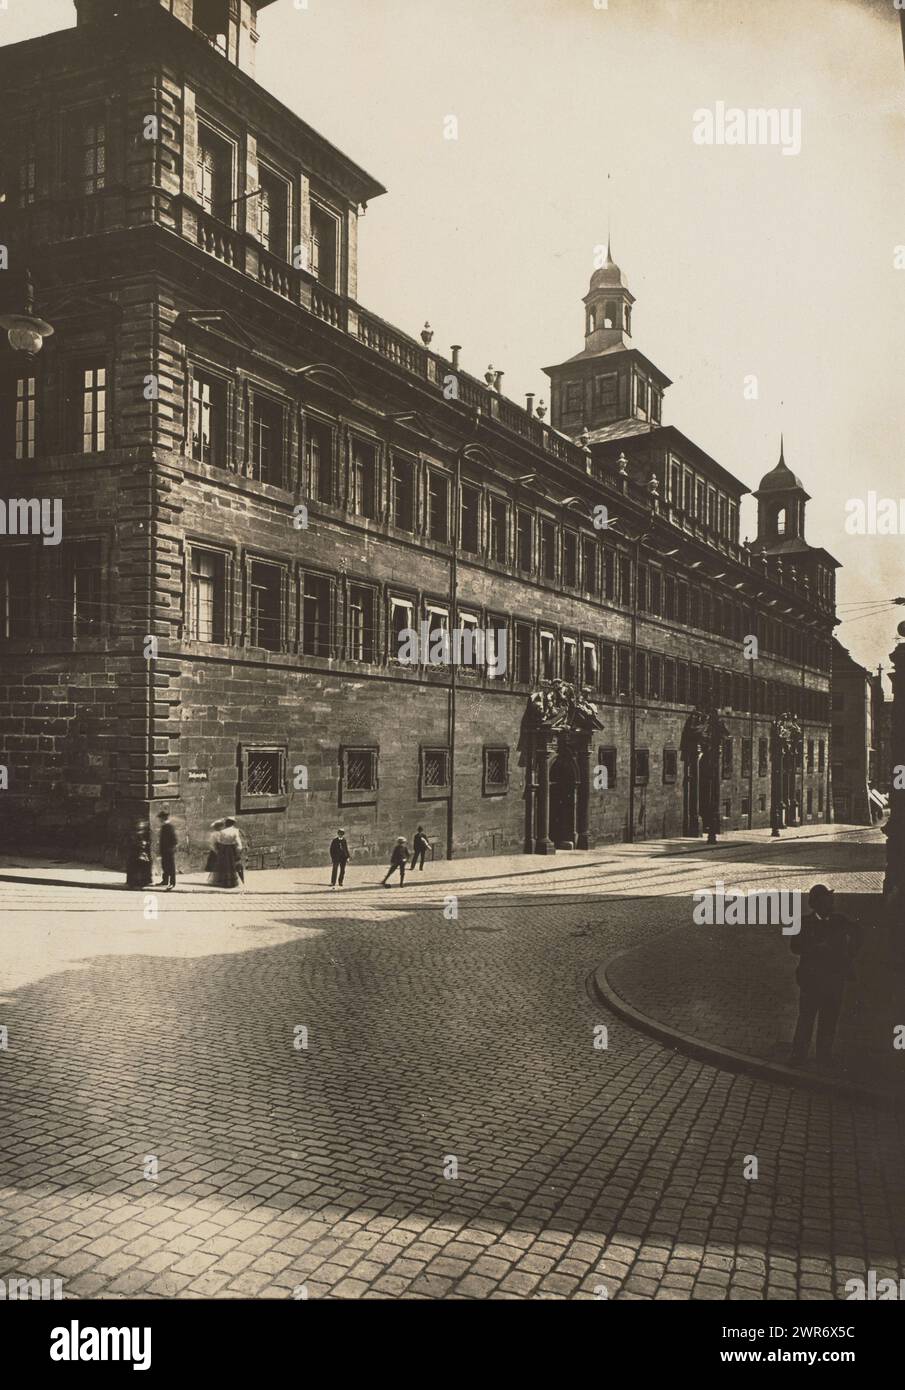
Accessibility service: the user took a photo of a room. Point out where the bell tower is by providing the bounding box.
[583,240,635,353]
[753,439,810,544]
[73,0,279,76]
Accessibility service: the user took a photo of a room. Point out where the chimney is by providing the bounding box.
[450,345,461,371]
[526,393,535,416]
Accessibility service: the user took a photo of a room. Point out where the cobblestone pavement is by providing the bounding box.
[1,828,903,1300]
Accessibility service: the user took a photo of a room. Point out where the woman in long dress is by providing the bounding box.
[214,818,245,889]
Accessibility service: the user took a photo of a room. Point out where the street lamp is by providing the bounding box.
[0,271,54,357]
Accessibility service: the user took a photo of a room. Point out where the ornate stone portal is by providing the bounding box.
[770,712,803,836]
[522,682,603,853]
[681,705,729,842]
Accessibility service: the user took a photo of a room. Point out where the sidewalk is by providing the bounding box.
[593,885,903,1108]
[0,822,874,895]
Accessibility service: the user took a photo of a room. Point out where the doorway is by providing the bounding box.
[549,754,577,848]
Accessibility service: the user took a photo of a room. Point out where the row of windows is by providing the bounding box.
[238,743,509,807]
[4,98,341,288]
[0,538,830,724]
[238,741,828,815]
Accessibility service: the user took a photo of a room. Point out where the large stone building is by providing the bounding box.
[0,0,838,869]
[830,640,885,824]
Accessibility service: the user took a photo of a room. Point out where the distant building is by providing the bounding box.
[830,641,885,823]
[0,0,838,867]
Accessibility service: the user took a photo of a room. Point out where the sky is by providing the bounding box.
[6,0,905,676]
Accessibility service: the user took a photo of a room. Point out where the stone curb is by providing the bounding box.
[590,956,900,1113]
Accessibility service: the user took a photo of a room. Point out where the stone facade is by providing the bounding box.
[0,0,837,869]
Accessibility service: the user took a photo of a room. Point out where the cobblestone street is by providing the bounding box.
[1,827,903,1301]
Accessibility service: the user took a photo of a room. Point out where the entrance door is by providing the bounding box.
[549,755,577,848]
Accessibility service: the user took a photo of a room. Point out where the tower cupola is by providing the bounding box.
[753,438,810,543]
[583,240,635,352]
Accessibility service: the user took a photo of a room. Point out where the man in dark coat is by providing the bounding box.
[410,826,431,872]
[789,884,860,1065]
[157,810,178,890]
[329,828,350,889]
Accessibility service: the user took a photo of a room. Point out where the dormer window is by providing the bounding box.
[195,0,229,53]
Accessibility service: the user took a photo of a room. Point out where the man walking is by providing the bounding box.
[157,809,177,891]
[329,828,350,889]
[411,825,431,872]
[382,837,409,887]
[789,883,860,1066]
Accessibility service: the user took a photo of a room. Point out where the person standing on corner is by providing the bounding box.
[329,828,350,889]
[157,809,178,891]
[411,825,431,872]
[789,883,860,1068]
[382,837,409,888]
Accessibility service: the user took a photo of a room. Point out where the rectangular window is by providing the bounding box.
[757,737,770,777]
[192,371,227,467]
[663,748,678,784]
[196,123,232,217]
[664,658,676,703]
[818,786,824,812]
[582,640,598,689]
[248,559,283,651]
[258,167,289,259]
[420,746,450,797]
[539,520,556,580]
[676,661,688,705]
[635,650,647,699]
[592,373,618,410]
[188,546,227,643]
[348,584,376,662]
[17,136,37,208]
[598,747,617,788]
[635,375,649,415]
[649,570,662,616]
[15,376,37,460]
[651,390,662,424]
[489,495,508,564]
[0,547,30,639]
[516,509,533,571]
[617,646,630,697]
[564,380,583,414]
[601,642,615,696]
[619,556,631,605]
[483,747,509,796]
[310,203,339,290]
[72,111,106,196]
[562,531,578,587]
[633,748,650,786]
[244,748,286,797]
[563,636,577,684]
[807,787,814,816]
[391,456,414,531]
[306,418,333,504]
[689,663,700,706]
[427,471,449,542]
[818,739,825,773]
[425,605,449,665]
[649,654,662,700]
[352,439,377,520]
[301,571,331,657]
[486,621,507,680]
[341,746,378,803]
[514,622,533,684]
[807,738,815,773]
[80,365,106,453]
[581,537,598,594]
[604,549,615,600]
[461,484,480,552]
[637,564,648,612]
[57,539,103,640]
[741,738,752,776]
[540,629,555,680]
[389,595,415,661]
[249,395,284,486]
